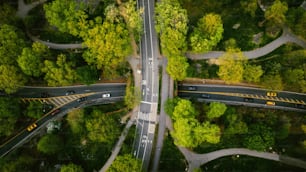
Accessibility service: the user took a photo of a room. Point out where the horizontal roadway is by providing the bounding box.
[0,83,126,158]
[178,84,306,112]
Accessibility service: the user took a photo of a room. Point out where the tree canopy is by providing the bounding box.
[265,0,288,25]
[217,48,246,84]
[85,109,120,143]
[243,64,263,83]
[37,134,63,155]
[166,55,189,81]
[0,24,25,65]
[0,97,20,137]
[172,99,197,120]
[44,0,88,36]
[18,42,49,77]
[26,101,43,119]
[155,0,188,57]
[190,13,224,53]
[83,19,131,75]
[206,102,227,119]
[67,108,85,135]
[0,65,26,94]
[42,54,77,86]
[60,163,83,172]
[108,154,142,172]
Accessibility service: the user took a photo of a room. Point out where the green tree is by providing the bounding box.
[124,76,141,110]
[225,113,248,135]
[0,155,34,172]
[217,48,246,84]
[67,109,85,135]
[26,101,43,119]
[207,102,227,119]
[85,109,120,143]
[37,134,63,155]
[240,0,258,17]
[0,65,26,94]
[166,56,189,81]
[283,69,305,92]
[261,74,283,90]
[190,13,224,53]
[155,0,188,57]
[76,66,98,85]
[265,0,288,25]
[243,64,263,83]
[171,118,199,148]
[164,97,181,117]
[172,99,197,120]
[83,19,131,75]
[194,121,221,144]
[60,163,83,172]
[42,54,77,86]
[0,3,17,25]
[18,48,43,77]
[243,123,275,151]
[0,24,25,65]
[108,154,142,172]
[0,97,20,137]
[44,0,88,36]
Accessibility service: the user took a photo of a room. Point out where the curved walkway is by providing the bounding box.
[186,27,306,60]
[16,0,47,19]
[165,115,306,171]
[27,31,84,50]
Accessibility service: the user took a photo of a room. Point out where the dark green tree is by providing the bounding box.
[0,97,20,137]
[66,109,85,135]
[76,66,98,85]
[0,24,25,65]
[26,101,43,119]
[37,134,63,155]
[85,109,120,143]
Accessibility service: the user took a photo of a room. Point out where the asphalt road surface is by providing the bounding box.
[0,83,126,158]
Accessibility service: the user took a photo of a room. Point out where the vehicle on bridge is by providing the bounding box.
[267,92,277,97]
[65,90,75,95]
[266,101,275,106]
[27,123,37,132]
[102,93,111,98]
[51,109,60,115]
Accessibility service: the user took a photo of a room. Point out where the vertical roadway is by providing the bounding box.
[134,0,159,171]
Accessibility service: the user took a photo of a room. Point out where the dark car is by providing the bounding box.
[188,86,197,91]
[244,98,254,102]
[65,90,75,95]
[77,97,87,102]
[51,109,60,115]
[295,104,305,109]
[201,94,210,98]
[41,92,50,98]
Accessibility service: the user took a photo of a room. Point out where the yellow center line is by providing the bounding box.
[178,90,306,105]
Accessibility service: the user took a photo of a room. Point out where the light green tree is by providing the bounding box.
[265,0,288,25]
[85,109,120,143]
[194,121,221,144]
[172,99,197,120]
[108,154,142,172]
[166,56,189,81]
[207,102,227,119]
[67,109,85,135]
[0,65,26,94]
[283,69,305,92]
[83,19,131,75]
[243,64,264,83]
[217,48,246,84]
[44,0,88,36]
[60,163,83,172]
[155,0,188,57]
[124,76,141,110]
[171,118,199,148]
[164,97,181,117]
[190,13,224,53]
[42,54,77,86]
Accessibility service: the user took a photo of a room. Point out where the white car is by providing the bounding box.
[102,93,111,98]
